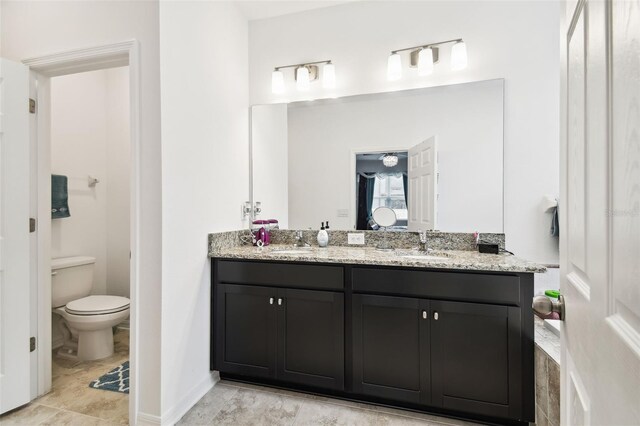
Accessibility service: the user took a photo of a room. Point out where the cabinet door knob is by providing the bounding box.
[269,297,274,305]
[434,312,439,320]
[278,298,283,306]
[422,310,428,319]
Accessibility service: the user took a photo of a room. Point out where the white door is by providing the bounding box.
[407,136,437,231]
[561,0,640,425]
[0,59,31,413]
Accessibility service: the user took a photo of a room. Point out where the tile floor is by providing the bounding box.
[0,328,129,426]
[178,380,482,426]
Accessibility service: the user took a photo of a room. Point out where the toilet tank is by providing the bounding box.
[51,256,96,308]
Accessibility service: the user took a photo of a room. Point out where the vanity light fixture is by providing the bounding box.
[387,53,402,81]
[271,70,285,94]
[271,60,335,94]
[382,153,399,168]
[387,38,467,81]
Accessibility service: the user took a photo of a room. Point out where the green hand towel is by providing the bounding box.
[51,174,70,219]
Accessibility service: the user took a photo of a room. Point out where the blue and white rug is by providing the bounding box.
[89,361,129,394]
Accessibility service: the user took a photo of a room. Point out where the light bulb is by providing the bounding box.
[323,63,336,89]
[417,48,434,76]
[387,53,402,81]
[296,66,310,91]
[451,41,467,71]
[271,70,285,94]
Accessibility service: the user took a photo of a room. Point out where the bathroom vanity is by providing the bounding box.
[209,243,544,425]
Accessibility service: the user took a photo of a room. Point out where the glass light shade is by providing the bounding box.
[323,63,336,89]
[451,41,468,71]
[271,70,285,94]
[382,154,399,168]
[417,48,434,76]
[296,66,310,91]
[387,53,402,81]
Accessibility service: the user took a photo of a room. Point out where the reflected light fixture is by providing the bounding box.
[387,53,402,81]
[382,153,399,168]
[271,59,335,94]
[388,38,467,81]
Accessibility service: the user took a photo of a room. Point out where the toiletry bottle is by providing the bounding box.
[317,222,329,248]
[325,221,330,244]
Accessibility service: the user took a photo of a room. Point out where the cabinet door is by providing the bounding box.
[215,284,277,378]
[276,288,344,390]
[352,294,430,404]
[430,300,521,420]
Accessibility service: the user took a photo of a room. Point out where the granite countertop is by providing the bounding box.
[209,244,546,273]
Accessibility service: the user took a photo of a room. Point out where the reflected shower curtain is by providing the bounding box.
[356,175,376,230]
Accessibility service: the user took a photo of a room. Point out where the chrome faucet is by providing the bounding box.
[419,230,430,253]
[294,231,310,247]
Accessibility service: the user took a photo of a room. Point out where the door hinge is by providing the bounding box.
[29,98,36,114]
[30,337,36,352]
[29,218,37,233]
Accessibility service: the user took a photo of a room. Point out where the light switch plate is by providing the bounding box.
[348,233,365,245]
[337,209,349,218]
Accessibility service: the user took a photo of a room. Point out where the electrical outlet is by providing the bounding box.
[337,209,349,218]
[348,233,365,245]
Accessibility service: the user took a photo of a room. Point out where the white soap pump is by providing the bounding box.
[317,222,329,247]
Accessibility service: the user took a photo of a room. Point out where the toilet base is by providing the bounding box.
[56,328,114,361]
[77,327,114,361]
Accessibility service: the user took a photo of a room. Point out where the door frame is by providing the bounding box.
[349,146,410,230]
[22,40,141,424]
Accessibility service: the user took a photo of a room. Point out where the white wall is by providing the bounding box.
[51,70,109,296]
[51,67,130,298]
[159,1,249,422]
[106,67,131,299]
[285,80,504,232]
[1,1,163,419]
[252,104,288,226]
[249,1,560,264]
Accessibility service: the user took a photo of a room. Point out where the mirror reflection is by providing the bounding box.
[251,79,504,233]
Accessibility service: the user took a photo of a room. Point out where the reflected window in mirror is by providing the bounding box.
[356,152,408,231]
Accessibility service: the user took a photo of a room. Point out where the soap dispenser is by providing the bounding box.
[317,222,329,248]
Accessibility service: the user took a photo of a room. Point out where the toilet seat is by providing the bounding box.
[65,295,130,316]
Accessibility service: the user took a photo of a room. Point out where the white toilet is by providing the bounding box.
[52,256,130,361]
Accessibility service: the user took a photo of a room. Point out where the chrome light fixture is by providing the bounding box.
[388,38,467,81]
[382,153,399,168]
[271,70,285,94]
[271,60,335,94]
[322,62,336,89]
[387,53,402,81]
[417,47,434,76]
[296,66,310,91]
[450,40,468,71]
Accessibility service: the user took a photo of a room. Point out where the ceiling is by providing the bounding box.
[235,1,354,21]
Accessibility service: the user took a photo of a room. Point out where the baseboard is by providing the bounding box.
[160,372,218,425]
[117,319,130,330]
[136,411,162,425]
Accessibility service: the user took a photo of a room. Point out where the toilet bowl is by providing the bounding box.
[52,256,130,361]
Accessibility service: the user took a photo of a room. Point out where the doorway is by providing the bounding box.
[23,41,141,424]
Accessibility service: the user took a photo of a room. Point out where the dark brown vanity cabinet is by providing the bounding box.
[430,300,522,419]
[215,280,345,390]
[352,295,523,420]
[352,294,430,404]
[212,259,534,425]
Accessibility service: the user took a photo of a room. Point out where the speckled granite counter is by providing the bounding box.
[209,244,546,274]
